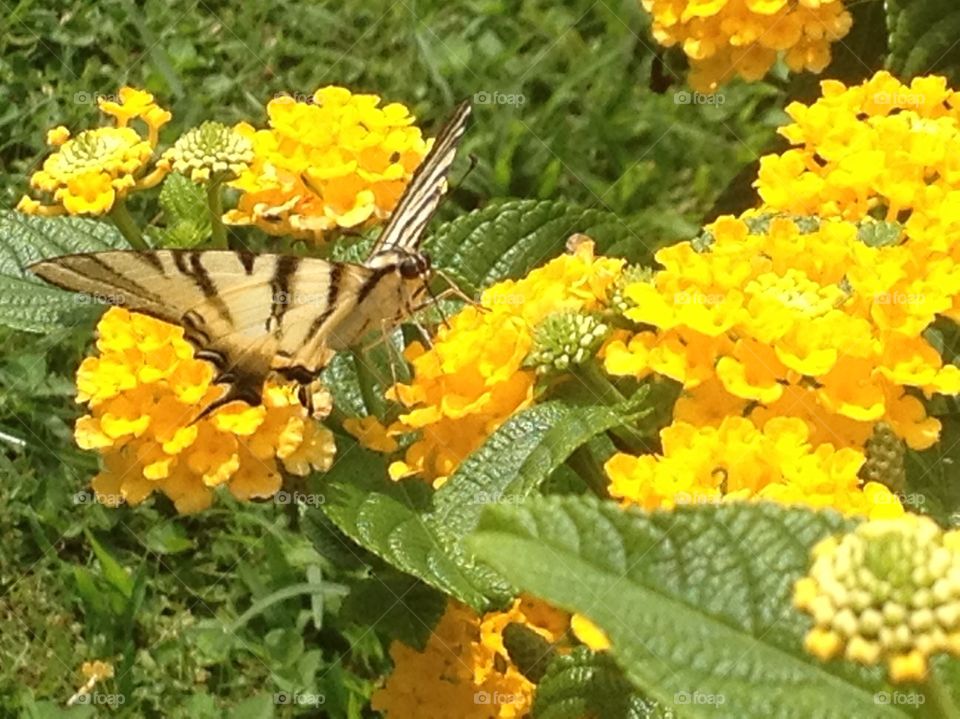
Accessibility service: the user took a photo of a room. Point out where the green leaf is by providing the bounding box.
[534,647,671,719]
[321,398,645,609]
[157,173,211,248]
[424,199,652,296]
[340,572,447,651]
[0,210,127,332]
[887,0,960,83]
[227,693,275,719]
[470,498,912,718]
[85,530,134,599]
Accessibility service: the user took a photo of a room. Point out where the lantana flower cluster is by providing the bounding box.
[372,596,569,718]
[641,0,852,91]
[75,308,335,513]
[347,240,625,487]
[224,86,431,239]
[795,514,960,682]
[17,87,171,216]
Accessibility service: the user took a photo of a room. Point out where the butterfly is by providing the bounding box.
[30,100,472,420]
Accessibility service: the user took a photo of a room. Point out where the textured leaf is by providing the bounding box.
[157,173,211,248]
[471,498,913,719]
[320,399,644,608]
[424,199,652,296]
[0,210,127,332]
[340,572,447,651]
[887,0,960,83]
[534,647,671,719]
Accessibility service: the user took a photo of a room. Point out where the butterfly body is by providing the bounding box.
[29,101,471,418]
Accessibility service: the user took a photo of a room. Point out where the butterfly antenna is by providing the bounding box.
[425,281,451,330]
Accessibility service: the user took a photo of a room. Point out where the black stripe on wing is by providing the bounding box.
[367,100,471,257]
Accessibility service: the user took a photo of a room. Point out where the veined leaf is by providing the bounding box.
[886,0,960,83]
[0,210,127,332]
[319,398,647,609]
[424,199,652,296]
[470,498,914,718]
[534,647,671,719]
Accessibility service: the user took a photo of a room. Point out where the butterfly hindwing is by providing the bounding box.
[30,249,378,414]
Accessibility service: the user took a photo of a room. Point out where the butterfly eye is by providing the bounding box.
[399,254,430,279]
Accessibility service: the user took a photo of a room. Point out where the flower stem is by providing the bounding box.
[206,177,228,249]
[109,201,147,250]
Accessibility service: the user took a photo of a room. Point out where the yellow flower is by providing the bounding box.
[356,240,623,486]
[372,596,569,718]
[794,514,960,682]
[223,86,431,240]
[642,0,852,90]
[19,88,169,216]
[604,416,904,518]
[75,308,335,513]
[570,614,611,651]
[605,213,959,454]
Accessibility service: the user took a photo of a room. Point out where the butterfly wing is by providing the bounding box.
[366,100,472,257]
[30,249,377,416]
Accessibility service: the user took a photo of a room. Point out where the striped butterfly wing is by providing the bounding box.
[30,249,377,416]
[366,100,472,257]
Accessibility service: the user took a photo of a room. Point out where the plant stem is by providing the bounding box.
[207,177,227,249]
[109,201,147,250]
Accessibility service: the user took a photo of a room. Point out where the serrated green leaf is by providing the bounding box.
[887,0,960,83]
[470,498,914,719]
[0,210,127,332]
[321,399,645,609]
[424,199,652,296]
[157,173,211,248]
[534,647,671,719]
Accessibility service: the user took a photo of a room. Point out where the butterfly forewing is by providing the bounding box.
[367,100,471,257]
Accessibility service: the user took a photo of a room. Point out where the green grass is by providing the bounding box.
[0,0,783,715]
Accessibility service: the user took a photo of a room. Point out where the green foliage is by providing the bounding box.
[425,198,657,296]
[321,397,648,608]
[534,647,671,719]
[887,0,960,84]
[155,172,211,248]
[469,498,925,718]
[0,210,127,333]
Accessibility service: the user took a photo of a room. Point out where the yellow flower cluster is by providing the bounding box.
[158,121,254,184]
[603,211,960,515]
[224,86,430,239]
[795,514,960,682]
[74,308,335,513]
[372,596,569,718]
[757,73,960,326]
[347,240,624,486]
[641,0,852,91]
[17,87,170,216]
[606,416,903,518]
